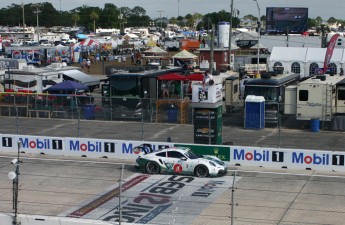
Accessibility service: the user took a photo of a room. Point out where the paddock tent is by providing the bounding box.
[172,50,198,68]
[269,47,345,77]
[61,69,100,89]
[172,50,198,59]
[46,80,88,92]
[73,39,99,52]
[144,46,167,54]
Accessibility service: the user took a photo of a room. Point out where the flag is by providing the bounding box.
[323,34,339,73]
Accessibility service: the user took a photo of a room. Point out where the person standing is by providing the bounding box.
[202,70,214,87]
[86,59,91,72]
[131,52,135,65]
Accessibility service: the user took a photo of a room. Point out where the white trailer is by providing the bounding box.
[0,62,100,93]
[296,74,345,121]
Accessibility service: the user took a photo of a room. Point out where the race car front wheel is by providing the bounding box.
[194,165,209,177]
[146,161,160,174]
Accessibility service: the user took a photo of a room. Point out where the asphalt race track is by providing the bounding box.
[0,117,344,151]
[1,154,345,225]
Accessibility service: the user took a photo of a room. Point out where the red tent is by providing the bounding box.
[185,73,204,81]
[157,73,187,81]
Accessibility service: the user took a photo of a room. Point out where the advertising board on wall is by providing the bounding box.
[231,146,345,171]
[1,133,345,172]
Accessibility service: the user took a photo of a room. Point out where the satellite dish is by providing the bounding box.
[8,171,17,180]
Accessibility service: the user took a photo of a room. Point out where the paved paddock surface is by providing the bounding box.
[1,154,345,225]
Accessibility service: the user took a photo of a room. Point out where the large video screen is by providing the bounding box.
[266,7,308,34]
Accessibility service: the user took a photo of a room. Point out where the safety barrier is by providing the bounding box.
[1,133,345,172]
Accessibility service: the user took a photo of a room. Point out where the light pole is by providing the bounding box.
[253,0,261,77]
[8,141,21,225]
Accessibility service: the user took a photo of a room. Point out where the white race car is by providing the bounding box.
[135,145,227,177]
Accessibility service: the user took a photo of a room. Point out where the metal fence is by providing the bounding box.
[1,92,345,151]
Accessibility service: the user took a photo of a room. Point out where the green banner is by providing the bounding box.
[174,144,230,162]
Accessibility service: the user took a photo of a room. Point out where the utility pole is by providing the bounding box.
[157,10,164,30]
[33,6,41,42]
[177,0,180,17]
[228,0,234,71]
[59,0,62,26]
[22,2,25,44]
[253,0,261,77]
[209,23,215,73]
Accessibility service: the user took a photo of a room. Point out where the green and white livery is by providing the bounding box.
[135,145,227,177]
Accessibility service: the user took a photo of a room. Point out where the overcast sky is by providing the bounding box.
[2,0,345,20]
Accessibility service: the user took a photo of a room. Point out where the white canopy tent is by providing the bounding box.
[269,47,345,77]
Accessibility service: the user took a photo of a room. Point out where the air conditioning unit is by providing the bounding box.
[51,63,62,69]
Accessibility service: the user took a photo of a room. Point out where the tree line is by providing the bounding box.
[0,3,343,33]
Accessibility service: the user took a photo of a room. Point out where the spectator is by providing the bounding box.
[81,59,87,72]
[202,70,214,88]
[86,59,91,72]
[131,52,135,65]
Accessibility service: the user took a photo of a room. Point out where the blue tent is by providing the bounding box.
[76,34,88,39]
[46,80,89,92]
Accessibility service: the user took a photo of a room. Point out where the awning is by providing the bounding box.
[157,73,187,81]
[185,73,204,81]
[47,80,89,92]
[62,69,100,87]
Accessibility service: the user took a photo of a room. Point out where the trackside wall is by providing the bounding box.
[0,213,155,225]
[0,134,344,172]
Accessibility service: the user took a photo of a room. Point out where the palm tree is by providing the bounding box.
[90,11,99,32]
[71,13,80,27]
[170,17,178,27]
[315,16,323,26]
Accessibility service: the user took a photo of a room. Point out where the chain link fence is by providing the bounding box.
[0,92,344,150]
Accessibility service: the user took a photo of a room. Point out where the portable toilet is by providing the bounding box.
[245,95,265,129]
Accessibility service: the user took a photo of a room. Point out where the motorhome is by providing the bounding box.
[293,74,345,121]
[244,72,300,122]
[0,60,100,93]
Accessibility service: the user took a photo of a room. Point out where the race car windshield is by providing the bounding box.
[185,150,202,159]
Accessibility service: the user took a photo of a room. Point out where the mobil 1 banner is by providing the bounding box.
[64,137,118,158]
[117,140,174,159]
[64,138,173,159]
[231,146,345,172]
[61,173,237,224]
[3,135,64,154]
[0,135,16,152]
[231,146,287,168]
[284,149,335,171]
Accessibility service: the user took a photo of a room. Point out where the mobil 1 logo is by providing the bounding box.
[2,137,13,148]
[104,142,115,153]
[52,139,63,150]
[332,154,345,166]
[272,151,284,162]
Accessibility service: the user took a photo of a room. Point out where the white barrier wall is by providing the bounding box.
[0,213,154,225]
[1,134,344,172]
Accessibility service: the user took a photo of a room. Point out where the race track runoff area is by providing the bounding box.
[60,173,238,224]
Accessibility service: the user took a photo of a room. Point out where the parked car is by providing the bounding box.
[135,145,227,177]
